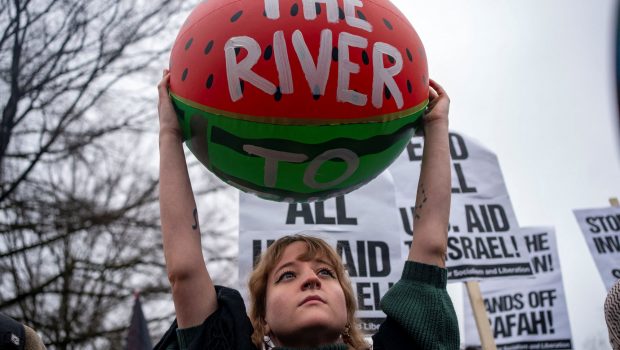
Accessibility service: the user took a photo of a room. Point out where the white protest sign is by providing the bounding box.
[388,131,532,281]
[239,172,403,333]
[573,206,620,290]
[464,227,573,350]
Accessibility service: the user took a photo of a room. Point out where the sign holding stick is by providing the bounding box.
[467,281,498,350]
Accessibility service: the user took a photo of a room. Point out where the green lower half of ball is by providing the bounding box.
[172,97,424,202]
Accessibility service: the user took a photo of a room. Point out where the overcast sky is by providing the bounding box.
[389,0,619,348]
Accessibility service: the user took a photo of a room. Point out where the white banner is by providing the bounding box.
[388,132,532,281]
[573,206,620,290]
[239,172,403,332]
[464,227,573,350]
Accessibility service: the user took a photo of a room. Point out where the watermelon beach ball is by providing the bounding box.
[169,0,428,202]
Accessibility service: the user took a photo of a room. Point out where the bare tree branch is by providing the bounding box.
[0,0,240,348]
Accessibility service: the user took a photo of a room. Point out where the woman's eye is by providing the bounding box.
[318,268,335,278]
[276,271,295,283]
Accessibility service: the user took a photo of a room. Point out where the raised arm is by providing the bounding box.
[408,79,451,267]
[158,69,217,327]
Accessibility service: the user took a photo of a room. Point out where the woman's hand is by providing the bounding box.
[157,69,183,142]
[423,79,450,128]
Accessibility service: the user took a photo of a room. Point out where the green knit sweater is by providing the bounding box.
[163,260,459,350]
[376,260,459,349]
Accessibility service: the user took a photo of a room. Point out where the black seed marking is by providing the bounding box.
[332,47,339,61]
[181,68,188,81]
[362,50,369,65]
[274,87,282,101]
[383,18,393,30]
[315,3,321,15]
[407,80,412,93]
[264,45,273,60]
[263,10,267,17]
[231,10,243,22]
[235,47,241,56]
[240,80,245,94]
[313,94,321,101]
[406,48,413,62]
[388,55,395,64]
[206,74,214,89]
[384,86,392,100]
[185,38,193,50]
[357,10,366,21]
[338,7,345,20]
[204,40,214,55]
[291,3,299,16]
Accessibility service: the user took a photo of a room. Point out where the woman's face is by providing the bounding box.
[264,241,348,347]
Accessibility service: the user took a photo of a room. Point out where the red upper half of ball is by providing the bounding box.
[169,0,428,122]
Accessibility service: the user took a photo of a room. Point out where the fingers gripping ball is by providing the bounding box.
[169,0,428,202]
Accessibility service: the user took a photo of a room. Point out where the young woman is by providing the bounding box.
[154,69,459,350]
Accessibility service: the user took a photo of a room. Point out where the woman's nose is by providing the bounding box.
[301,271,322,290]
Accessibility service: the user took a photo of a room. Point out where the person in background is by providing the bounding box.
[0,313,47,350]
[605,279,620,350]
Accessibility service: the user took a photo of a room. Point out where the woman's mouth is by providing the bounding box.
[299,295,325,306]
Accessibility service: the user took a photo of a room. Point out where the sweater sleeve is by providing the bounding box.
[373,260,460,350]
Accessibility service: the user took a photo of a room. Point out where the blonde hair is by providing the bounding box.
[248,235,369,349]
